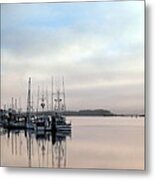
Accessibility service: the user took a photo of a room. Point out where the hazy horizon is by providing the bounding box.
[1,1,144,114]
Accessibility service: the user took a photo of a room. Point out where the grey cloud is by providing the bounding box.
[1,2,144,114]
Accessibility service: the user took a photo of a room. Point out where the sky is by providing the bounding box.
[1,1,144,114]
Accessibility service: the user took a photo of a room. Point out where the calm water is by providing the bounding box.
[0,116,144,169]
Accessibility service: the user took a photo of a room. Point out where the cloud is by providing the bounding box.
[1,1,144,114]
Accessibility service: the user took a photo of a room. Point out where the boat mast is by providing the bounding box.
[41,87,45,112]
[27,77,31,123]
[62,76,66,111]
[46,87,49,111]
[19,97,21,113]
[51,76,54,112]
[57,89,61,113]
[11,97,14,110]
[37,85,40,113]
[15,98,17,112]
[32,94,34,112]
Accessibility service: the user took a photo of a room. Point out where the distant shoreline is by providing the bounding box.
[64,114,145,117]
[35,109,145,117]
[0,108,144,118]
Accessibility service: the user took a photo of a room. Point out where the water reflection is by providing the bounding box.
[1,117,144,169]
[0,128,71,168]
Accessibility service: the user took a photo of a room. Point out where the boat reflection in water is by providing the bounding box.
[1,128,71,168]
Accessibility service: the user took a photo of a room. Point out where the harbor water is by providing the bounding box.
[0,116,144,169]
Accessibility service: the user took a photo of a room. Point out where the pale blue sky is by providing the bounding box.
[1,1,144,114]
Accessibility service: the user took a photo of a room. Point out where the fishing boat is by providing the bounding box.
[52,78,71,132]
[54,114,71,131]
[1,77,71,133]
[35,115,51,132]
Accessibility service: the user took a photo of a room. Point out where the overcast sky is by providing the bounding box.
[1,1,144,114]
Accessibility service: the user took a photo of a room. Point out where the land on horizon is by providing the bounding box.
[16,109,144,117]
